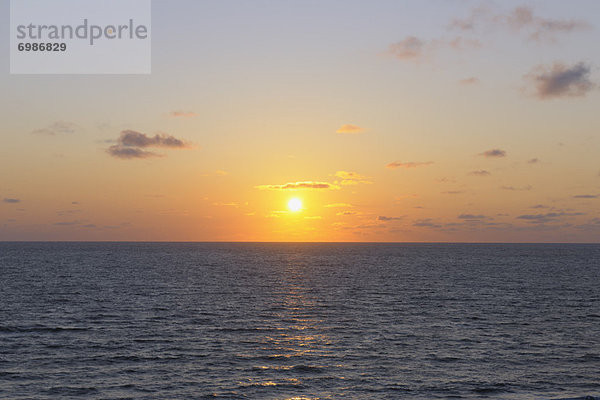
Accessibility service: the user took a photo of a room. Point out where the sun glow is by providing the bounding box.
[288,198,303,212]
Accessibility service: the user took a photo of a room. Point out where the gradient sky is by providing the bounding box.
[1,0,600,242]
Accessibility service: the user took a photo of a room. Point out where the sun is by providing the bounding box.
[288,198,303,212]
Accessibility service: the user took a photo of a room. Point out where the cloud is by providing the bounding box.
[336,211,358,216]
[469,170,490,176]
[448,5,492,31]
[170,110,197,118]
[53,220,83,226]
[413,218,442,229]
[334,171,372,185]
[378,216,403,221]
[215,170,228,176]
[479,149,506,158]
[501,185,532,191]
[106,130,190,159]
[255,181,338,190]
[573,194,598,199]
[525,62,595,100]
[324,203,353,208]
[2,198,20,203]
[213,202,240,207]
[441,190,463,195]
[517,212,585,224]
[503,6,590,42]
[336,124,364,134]
[31,121,79,135]
[531,204,549,209]
[118,130,188,148]
[386,161,434,169]
[388,35,480,63]
[106,146,161,159]
[388,36,425,61]
[458,214,487,220]
[527,158,540,164]
[450,5,590,42]
[459,77,480,85]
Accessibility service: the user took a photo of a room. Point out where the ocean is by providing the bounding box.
[1,242,599,399]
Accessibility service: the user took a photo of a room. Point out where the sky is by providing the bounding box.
[1,0,600,242]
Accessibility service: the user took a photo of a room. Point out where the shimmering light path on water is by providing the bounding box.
[1,243,599,399]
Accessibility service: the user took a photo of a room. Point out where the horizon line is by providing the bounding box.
[1,240,599,245]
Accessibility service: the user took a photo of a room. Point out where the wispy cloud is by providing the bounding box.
[378,216,403,221]
[213,202,240,207]
[502,6,590,42]
[479,149,506,158]
[2,198,20,204]
[527,158,540,164]
[413,218,442,229]
[450,5,590,42]
[256,181,339,190]
[525,62,595,100]
[170,110,197,118]
[501,185,532,191]
[388,36,425,61]
[31,121,79,135]
[336,211,358,216]
[388,36,480,63]
[334,171,372,185]
[469,170,491,176]
[336,124,364,134]
[458,214,488,220]
[573,194,598,199]
[459,77,480,85]
[106,130,190,159]
[517,211,585,224]
[531,204,549,209]
[53,220,83,226]
[441,190,463,195]
[386,161,434,169]
[324,203,353,208]
[107,146,161,159]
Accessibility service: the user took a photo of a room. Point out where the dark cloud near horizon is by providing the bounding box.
[531,204,549,209]
[378,216,403,221]
[413,218,442,228]
[53,220,82,226]
[526,62,595,100]
[573,194,598,199]
[458,214,487,220]
[2,198,20,203]
[501,185,532,191]
[517,211,584,224]
[469,170,490,176]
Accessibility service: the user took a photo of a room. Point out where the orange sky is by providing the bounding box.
[1,0,599,242]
